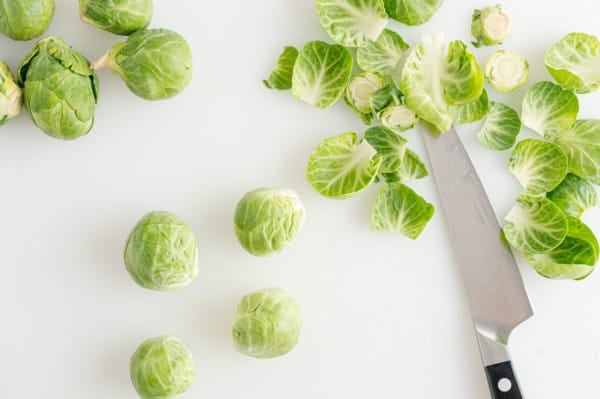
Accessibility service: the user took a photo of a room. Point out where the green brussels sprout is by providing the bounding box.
[471,5,511,48]
[0,0,55,41]
[79,0,153,36]
[130,336,195,399]
[234,188,305,256]
[17,36,99,140]
[232,288,302,359]
[124,211,198,291]
[92,28,192,100]
[0,62,22,125]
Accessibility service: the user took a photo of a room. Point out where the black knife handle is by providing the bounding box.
[485,361,522,399]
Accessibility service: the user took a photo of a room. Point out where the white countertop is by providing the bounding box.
[1,0,599,398]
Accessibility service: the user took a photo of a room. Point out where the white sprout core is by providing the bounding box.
[483,11,511,41]
[486,51,527,91]
[421,33,446,110]
[382,105,416,129]
[0,86,22,118]
[348,73,383,112]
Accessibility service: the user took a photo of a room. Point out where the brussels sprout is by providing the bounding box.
[233,188,306,257]
[364,126,408,173]
[292,41,352,109]
[356,29,409,75]
[371,183,434,239]
[484,50,529,93]
[384,0,443,26]
[451,89,489,125]
[554,119,600,184]
[263,46,298,90]
[93,28,192,100]
[17,36,98,140]
[344,71,385,124]
[471,5,511,48]
[124,211,198,291]
[476,101,521,151]
[316,0,388,48]
[545,32,600,94]
[80,0,153,35]
[547,174,599,218]
[0,0,55,41]
[232,288,302,359]
[130,336,195,399]
[307,131,382,199]
[0,62,22,126]
[508,139,568,195]
[382,149,428,183]
[380,104,419,131]
[521,81,578,139]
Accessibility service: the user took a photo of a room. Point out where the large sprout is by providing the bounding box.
[80,0,153,35]
[0,0,55,41]
[130,336,195,399]
[471,5,511,48]
[233,188,306,256]
[124,211,198,291]
[232,288,302,359]
[0,62,22,126]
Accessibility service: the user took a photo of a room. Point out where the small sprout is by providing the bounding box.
[471,5,511,48]
[344,71,385,123]
[476,101,521,151]
[547,174,600,218]
[0,62,22,126]
[484,50,529,92]
[356,29,409,75]
[384,0,444,26]
[232,288,302,359]
[124,211,198,291]
[555,119,600,185]
[0,0,55,41]
[233,188,306,257]
[93,29,192,100]
[80,0,153,35]
[130,336,195,399]
[451,89,489,125]
[263,46,298,90]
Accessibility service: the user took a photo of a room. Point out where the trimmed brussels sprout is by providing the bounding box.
[521,81,578,139]
[471,5,511,48]
[476,101,521,151]
[370,85,418,132]
[545,32,600,94]
[400,33,484,133]
[232,288,302,359]
[344,71,385,123]
[508,139,568,195]
[384,0,443,26]
[80,0,153,36]
[0,0,55,41]
[124,211,198,291]
[0,62,22,126]
[371,183,434,239]
[233,188,306,257]
[451,89,489,125]
[263,46,298,90]
[382,149,428,183]
[316,0,388,48]
[292,41,352,109]
[525,217,598,280]
[554,119,600,184]
[503,194,568,254]
[356,29,409,75]
[364,126,408,173]
[547,174,599,218]
[307,132,381,199]
[17,36,98,140]
[130,336,195,399]
[93,28,192,100]
[484,50,528,93]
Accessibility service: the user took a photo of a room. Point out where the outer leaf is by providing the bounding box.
[547,173,599,217]
[307,132,382,199]
[503,194,568,254]
[443,40,484,105]
[554,119,600,184]
[316,0,388,48]
[476,101,521,151]
[356,29,409,75]
[364,126,408,173]
[508,139,568,195]
[451,89,489,125]
[382,149,428,183]
[545,32,600,94]
[369,84,401,113]
[384,0,443,26]
[521,81,578,139]
[263,46,298,90]
[292,41,353,109]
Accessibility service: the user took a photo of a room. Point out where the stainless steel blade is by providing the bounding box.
[422,126,533,366]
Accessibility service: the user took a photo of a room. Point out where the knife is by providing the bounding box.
[422,126,534,399]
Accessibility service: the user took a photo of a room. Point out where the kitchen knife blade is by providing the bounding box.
[422,126,534,399]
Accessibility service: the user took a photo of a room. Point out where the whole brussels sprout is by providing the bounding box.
[0,0,55,41]
[234,188,306,256]
[92,28,192,100]
[130,336,195,399]
[0,62,22,125]
[80,0,153,36]
[232,288,302,359]
[17,36,99,140]
[124,211,198,291]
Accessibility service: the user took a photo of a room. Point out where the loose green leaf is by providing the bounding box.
[471,5,511,48]
[263,46,299,90]
[0,0,55,41]
[384,0,443,26]
[369,84,402,113]
[307,132,382,199]
[521,81,578,139]
[356,29,409,75]
[547,174,599,217]
[371,183,435,239]
[554,119,600,184]
[476,102,521,150]
[364,126,408,173]
[382,149,428,183]
[451,89,489,124]
[484,50,529,93]
[508,139,568,195]
[80,0,152,35]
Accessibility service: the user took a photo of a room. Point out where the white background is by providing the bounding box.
[1,0,600,398]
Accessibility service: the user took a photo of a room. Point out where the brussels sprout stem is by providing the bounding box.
[91,51,112,70]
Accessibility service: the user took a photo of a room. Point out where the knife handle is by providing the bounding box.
[484,361,522,399]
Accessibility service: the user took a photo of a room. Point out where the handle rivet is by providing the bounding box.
[498,378,512,392]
